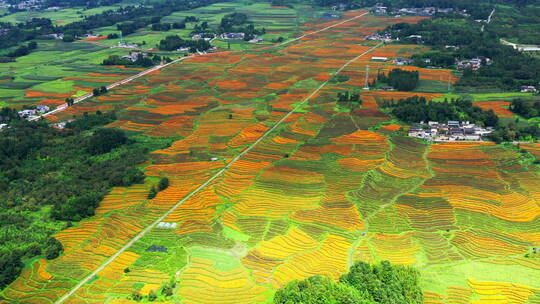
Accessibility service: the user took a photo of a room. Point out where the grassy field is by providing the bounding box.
[0,39,146,108]
[0,6,111,24]
[1,5,539,304]
[0,1,138,24]
[95,2,323,50]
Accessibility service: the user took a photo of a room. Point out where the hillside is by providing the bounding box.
[1,1,540,304]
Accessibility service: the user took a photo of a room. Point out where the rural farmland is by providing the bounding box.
[1,1,540,304]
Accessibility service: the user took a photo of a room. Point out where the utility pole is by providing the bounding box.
[363,65,370,90]
[447,74,451,92]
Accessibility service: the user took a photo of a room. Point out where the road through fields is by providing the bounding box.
[54,13,379,304]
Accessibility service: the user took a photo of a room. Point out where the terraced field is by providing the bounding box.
[2,9,539,304]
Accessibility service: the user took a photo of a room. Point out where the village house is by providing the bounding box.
[122,52,146,62]
[457,57,491,71]
[36,105,50,113]
[53,119,74,129]
[521,86,538,93]
[116,41,139,48]
[220,33,245,39]
[191,33,214,41]
[394,57,412,65]
[83,33,100,39]
[0,123,8,131]
[249,37,263,43]
[371,56,389,62]
[18,109,36,118]
[43,33,64,40]
[321,12,339,18]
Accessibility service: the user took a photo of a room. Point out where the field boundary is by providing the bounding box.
[54,19,381,304]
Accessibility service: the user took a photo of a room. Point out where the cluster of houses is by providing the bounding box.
[372,4,464,17]
[18,105,50,119]
[457,57,492,70]
[408,121,494,141]
[365,33,392,42]
[0,105,51,131]
[4,0,42,10]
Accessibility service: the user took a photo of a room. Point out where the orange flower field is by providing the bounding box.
[3,8,540,304]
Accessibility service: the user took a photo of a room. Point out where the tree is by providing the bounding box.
[100,86,108,94]
[148,186,157,199]
[86,128,127,155]
[44,237,63,260]
[0,251,23,289]
[92,88,100,96]
[131,291,142,301]
[62,34,75,42]
[274,275,372,304]
[158,177,169,191]
[27,41,37,50]
[148,290,157,301]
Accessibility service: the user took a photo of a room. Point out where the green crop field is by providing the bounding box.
[0,39,144,108]
[0,3,133,24]
[1,3,539,304]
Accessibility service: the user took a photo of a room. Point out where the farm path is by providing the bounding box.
[53,16,381,304]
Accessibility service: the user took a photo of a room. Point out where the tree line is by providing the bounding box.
[380,96,499,127]
[158,35,211,52]
[102,54,173,68]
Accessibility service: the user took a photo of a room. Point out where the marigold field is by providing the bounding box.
[2,10,539,304]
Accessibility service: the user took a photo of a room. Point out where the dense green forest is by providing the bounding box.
[377,69,419,91]
[387,15,540,91]
[487,6,540,45]
[380,96,499,126]
[0,111,169,289]
[274,260,423,304]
